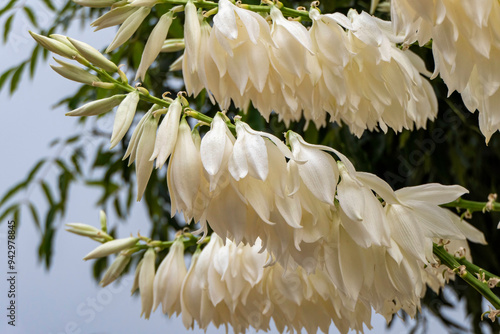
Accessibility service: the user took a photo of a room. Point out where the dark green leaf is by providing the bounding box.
[38,226,55,268]
[0,67,14,91]
[41,181,55,206]
[26,159,45,183]
[65,135,80,144]
[113,197,123,219]
[28,202,41,231]
[23,6,37,27]
[41,0,55,11]
[3,14,14,43]
[9,62,25,94]
[0,204,17,222]
[29,45,40,78]
[0,180,26,207]
[0,0,16,17]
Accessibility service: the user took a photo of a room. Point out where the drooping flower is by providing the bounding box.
[110,91,140,148]
[391,0,500,142]
[150,98,182,169]
[123,107,160,201]
[153,238,186,316]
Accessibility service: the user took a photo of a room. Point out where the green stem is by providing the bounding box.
[433,244,500,309]
[441,198,500,213]
[456,257,500,284]
[158,0,311,20]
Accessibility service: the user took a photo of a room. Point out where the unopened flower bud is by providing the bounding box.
[50,58,100,85]
[139,248,156,319]
[99,210,108,233]
[129,0,158,7]
[169,55,183,71]
[92,82,116,89]
[66,95,126,116]
[29,31,77,59]
[73,0,117,8]
[106,7,151,53]
[135,11,174,81]
[100,253,131,287]
[83,237,139,260]
[68,37,118,72]
[91,5,137,31]
[65,223,112,241]
[161,38,185,53]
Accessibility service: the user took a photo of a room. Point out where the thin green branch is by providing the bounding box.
[433,244,500,309]
[441,198,500,213]
[158,0,311,20]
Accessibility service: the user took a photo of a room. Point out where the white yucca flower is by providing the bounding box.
[135,11,174,81]
[157,118,485,285]
[110,91,140,149]
[123,107,160,201]
[153,238,186,316]
[391,0,500,142]
[139,247,156,319]
[150,98,182,169]
[181,4,437,136]
[167,118,202,222]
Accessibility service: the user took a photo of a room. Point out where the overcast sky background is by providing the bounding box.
[0,1,478,334]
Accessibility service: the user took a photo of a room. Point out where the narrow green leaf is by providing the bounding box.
[0,180,26,207]
[29,45,39,78]
[9,62,26,94]
[113,197,123,219]
[41,181,55,206]
[41,0,55,11]
[65,135,80,144]
[0,0,16,17]
[0,67,14,91]
[3,14,14,43]
[28,202,41,231]
[26,159,45,183]
[0,204,17,222]
[23,6,37,27]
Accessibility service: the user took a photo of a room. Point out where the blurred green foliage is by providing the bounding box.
[0,0,499,333]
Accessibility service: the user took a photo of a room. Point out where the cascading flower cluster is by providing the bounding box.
[29,0,500,332]
[77,229,479,334]
[390,0,500,143]
[182,0,437,136]
[63,86,486,331]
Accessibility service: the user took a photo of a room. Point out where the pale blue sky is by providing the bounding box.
[0,1,475,333]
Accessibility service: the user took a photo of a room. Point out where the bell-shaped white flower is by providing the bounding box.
[167,118,202,222]
[200,113,235,191]
[110,91,140,149]
[287,131,338,205]
[123,108,159,201]
[391,0,500,142]
[153,238,186,316]
[150,99,182,169]
[228,120,269,181]
[139,248,156,319]
[135,11,174,81]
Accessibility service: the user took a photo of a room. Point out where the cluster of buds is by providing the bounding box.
[391,0,500,143]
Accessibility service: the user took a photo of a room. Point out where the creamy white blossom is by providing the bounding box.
[110,91,140,148]
[153,238,186,316]
[391,0,500,142]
